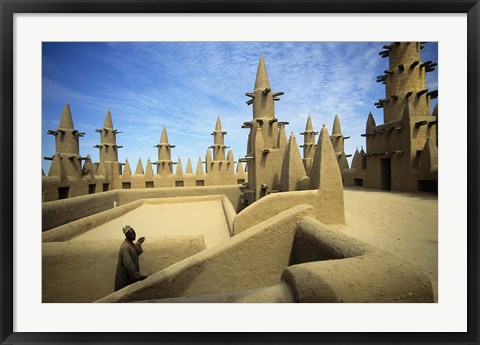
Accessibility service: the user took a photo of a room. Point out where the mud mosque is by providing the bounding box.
[42,42,438,303]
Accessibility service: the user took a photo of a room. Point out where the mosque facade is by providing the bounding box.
[42,41,438,203]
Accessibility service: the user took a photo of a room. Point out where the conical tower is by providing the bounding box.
[135,158,144,175]
[82,155,95,180]
[45,103,85,179]
[331,114,343,153]
[48,103,84,157]
[300,115,318,177]
[280,133,308,192]
[175,157,184,176]
[186,158,193,174]
[123,158,132,177]
[145,158,154,179]
[351,148,362,170]
[242,56,286,204]
[196,157,205,175]
[310,125,343,191]
[95,108,122,163]
[377,42,437,123]
[330,114,351,170]
[366,112,376,133]
[211,117,227,161]
[154,127,175,175]
[244,56,284,148]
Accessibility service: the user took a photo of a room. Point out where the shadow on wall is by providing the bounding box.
[42,236,206,303]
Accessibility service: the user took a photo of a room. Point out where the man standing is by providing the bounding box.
[114,225,147,291]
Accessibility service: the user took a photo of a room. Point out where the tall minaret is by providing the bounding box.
[245,56,284,148]
[300,115,318,176]
[49,103,83,156]
[211,116,227,161]
[242,56,285,203]
[377,42,437,122]
[154,127,175,175]
[95,109,122,163]
[45,103,85,178]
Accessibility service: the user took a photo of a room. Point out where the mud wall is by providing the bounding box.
[43,185,243,231]
[97,205,314,303]
[42,236,206,303]
[233,189,344,235]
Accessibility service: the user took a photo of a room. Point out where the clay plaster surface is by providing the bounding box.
[71,198,230,248]
[330,187,438,301]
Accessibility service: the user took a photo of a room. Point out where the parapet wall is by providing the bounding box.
[282,216,434,303]
[42,190,119,232]
[43,185,244,231]
[43,236,206,302]
[96,207,433,303]
[233,189,345,235]
[97,205,315,303]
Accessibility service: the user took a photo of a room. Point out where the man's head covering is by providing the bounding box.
[122,225,132,234]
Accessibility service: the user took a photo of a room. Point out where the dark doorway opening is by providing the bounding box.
[380,158,391,191]
[417,180,437,193]
[58,187,69,199]
[354,178,363,187]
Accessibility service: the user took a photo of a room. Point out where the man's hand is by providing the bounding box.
[137,237,146,244]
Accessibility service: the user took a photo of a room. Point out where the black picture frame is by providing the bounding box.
[1,1,478,344]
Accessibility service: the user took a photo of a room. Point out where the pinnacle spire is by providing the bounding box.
[160,126,169,144]
[135,158,144,175]
[196,157,204,175]
[254,56,271,90]
[176,158,183,176]
[58,103,74,129]
[186,158,193,174]
[123,158,132,176]
[48,153,65,178]
[351,149,362,170]
[332,114,342,135]
[281,132,307,192]
[205,149,213,166]
[305,115,313,131]
[215,116,222,131]
[309,125,343,191]
[103,108,113,128]
[145,158,154,177]
[236,158,244,174]
[227,150,234,163]
[366,112,376,132]
[338,152,349,170]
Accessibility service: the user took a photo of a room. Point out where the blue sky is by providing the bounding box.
[42,42,438,174]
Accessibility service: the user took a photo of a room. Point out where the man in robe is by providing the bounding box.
[114,224,147,291]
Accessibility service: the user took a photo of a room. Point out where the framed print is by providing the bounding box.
[1,0,479,344]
